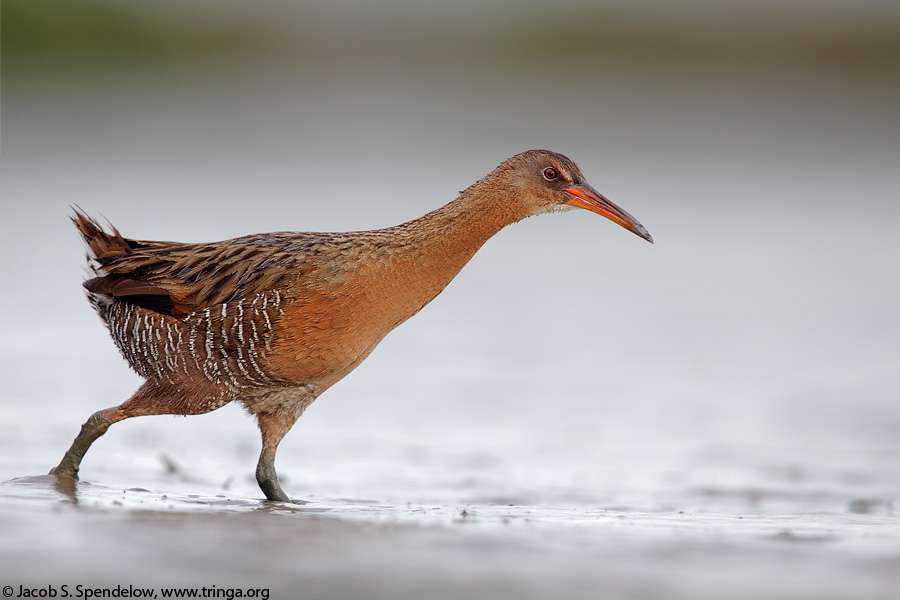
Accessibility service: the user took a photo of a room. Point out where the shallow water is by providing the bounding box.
[1,473,899,600]
[2,61,899,599]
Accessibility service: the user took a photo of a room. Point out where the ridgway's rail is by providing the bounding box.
[51,150,652,501]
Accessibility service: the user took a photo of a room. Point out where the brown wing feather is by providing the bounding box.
[84,276,171,297]
[73,210,309,318]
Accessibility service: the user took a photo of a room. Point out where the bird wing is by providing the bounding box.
[73,211,308,317]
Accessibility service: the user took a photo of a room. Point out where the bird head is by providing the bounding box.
[505,149,653,243]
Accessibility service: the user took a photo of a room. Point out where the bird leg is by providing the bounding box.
[50,381,225,483]
[255,446,291,502]
[50,407,129,479]
[255,410,300,502]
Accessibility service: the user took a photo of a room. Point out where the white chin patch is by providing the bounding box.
[540,203,577,215]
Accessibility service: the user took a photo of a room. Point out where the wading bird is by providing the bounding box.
[52,150,652,501]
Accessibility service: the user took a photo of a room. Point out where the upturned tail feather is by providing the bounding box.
[71,209,133,269]
[72,209,179,315]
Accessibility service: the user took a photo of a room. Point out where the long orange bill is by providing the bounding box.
[564,184,653,243]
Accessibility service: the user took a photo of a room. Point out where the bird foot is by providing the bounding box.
[49,458,80,480]
[255,446,293,502]
[259,478,293,503]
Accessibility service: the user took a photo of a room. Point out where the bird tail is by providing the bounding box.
[71,207,132,276]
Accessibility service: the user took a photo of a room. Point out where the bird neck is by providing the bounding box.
[355,181,528,330]
[394,179,528,271]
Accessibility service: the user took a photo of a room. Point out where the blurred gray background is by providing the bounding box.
[2,1,900,599]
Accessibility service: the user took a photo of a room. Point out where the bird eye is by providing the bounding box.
[543,167,558,180]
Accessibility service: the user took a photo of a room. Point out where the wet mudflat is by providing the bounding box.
[1,471,898,600]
